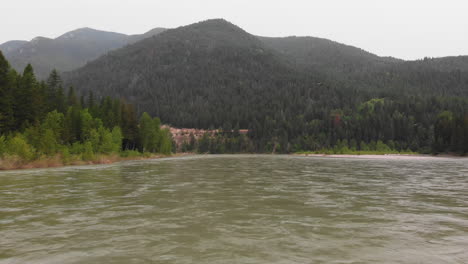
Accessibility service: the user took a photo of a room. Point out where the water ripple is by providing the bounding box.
[1,155,467,263]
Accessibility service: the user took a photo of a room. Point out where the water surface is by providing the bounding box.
[1,155,467,263]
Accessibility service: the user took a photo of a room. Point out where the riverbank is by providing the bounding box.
[2,152,464,171]
[0,152,193,171]
[294,153,465,160]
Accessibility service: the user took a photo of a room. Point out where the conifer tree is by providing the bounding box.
[0,51,15,134]
[46,69,61,111]
[13,64,37,128]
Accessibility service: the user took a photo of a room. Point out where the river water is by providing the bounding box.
[1,155,467,263]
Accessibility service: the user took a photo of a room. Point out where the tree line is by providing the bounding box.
[0,51,172,168]
[182,95,468,155]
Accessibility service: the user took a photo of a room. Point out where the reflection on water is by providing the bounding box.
[1,155,467,263]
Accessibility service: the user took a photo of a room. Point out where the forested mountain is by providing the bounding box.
[61,19,468,154]
[259,36,400,77]
[127,27,167,43]
[259,37,468,96]
[1,18,465,155]
[407,56,468,72]
[64,19,311,128]
[0,27,166,79]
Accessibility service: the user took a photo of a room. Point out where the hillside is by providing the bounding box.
[127,27,167,43]
[65,19,326,128]
[259,36,468,95]
[259,36,400,75]
[1,19,467,154]
[0,40,28,55]
[0,27,166,79]
[405,56,468,72]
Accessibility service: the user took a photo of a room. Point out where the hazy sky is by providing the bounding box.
[2,0,467,60]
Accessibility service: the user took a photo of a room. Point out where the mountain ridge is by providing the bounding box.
[3,19,468,80]
[63,19,313,128]
[0,27,167,78]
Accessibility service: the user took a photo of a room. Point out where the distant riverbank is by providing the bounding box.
[294,153,465,160]
[2,152,464,171]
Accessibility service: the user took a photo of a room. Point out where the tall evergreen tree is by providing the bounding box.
[13,64,37,128]
[0,51,15,134]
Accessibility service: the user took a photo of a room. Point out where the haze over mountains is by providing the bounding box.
[0,27,166,78]
[2,18,468,81]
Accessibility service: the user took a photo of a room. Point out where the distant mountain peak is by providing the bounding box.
[2,26,167,79]
[144,27,166,34]
[0,40,28,55]
[159,18,260,49]
[31,36,52,43]
[56,27,127,41]
[188,18,245,32]
[198,18,232,24]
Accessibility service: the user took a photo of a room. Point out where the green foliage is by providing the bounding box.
[120,150,141,158]
[60,146,71,165]
[111,127,123,153]
[197,134,210,153]
[42,110,64,140]
[159,128,172,155]
[0,52,15,134]
[139,113,162,153]
[98,127,114,154]
[80,109,94,140]
[38,129,59,155]
[376,140,391,152]
[82,141,94,161]
[6,135,36,161]
[0,57,171,167]
[69,142,84,155]
[0,135,6,157]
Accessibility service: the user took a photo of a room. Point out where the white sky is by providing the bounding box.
[2,0,468,60]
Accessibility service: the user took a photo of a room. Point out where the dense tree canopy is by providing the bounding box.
[0,51,173,167]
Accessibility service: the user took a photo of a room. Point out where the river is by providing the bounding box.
[1,155,467,263]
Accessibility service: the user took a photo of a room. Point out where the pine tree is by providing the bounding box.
[0,51,15,134]
[56,84,66,113]
[139,112,153,152]
[14,64,37,128]
[46,69,61,112]
[67,86,79,107]
[120,101,139,150]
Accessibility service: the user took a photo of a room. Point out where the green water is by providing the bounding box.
[1,155,467,263]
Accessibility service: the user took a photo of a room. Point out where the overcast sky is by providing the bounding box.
[2,0,467,60]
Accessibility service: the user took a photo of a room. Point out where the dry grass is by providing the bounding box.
[0,156,24,170]
[0,153,188,171]
[91,154,121,164]
[0,155,65,170]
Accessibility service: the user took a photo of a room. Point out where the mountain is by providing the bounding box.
[0,40,28,55]
[64,19,327,128]
[404,56,468,72]
[0,27,166,79]
[2,18,468,154]
[128,27,167,43]
[259,36,400,76]
[64,18,468,130]
[259,36,468,95]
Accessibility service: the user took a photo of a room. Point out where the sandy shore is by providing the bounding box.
[294,153,465,160]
